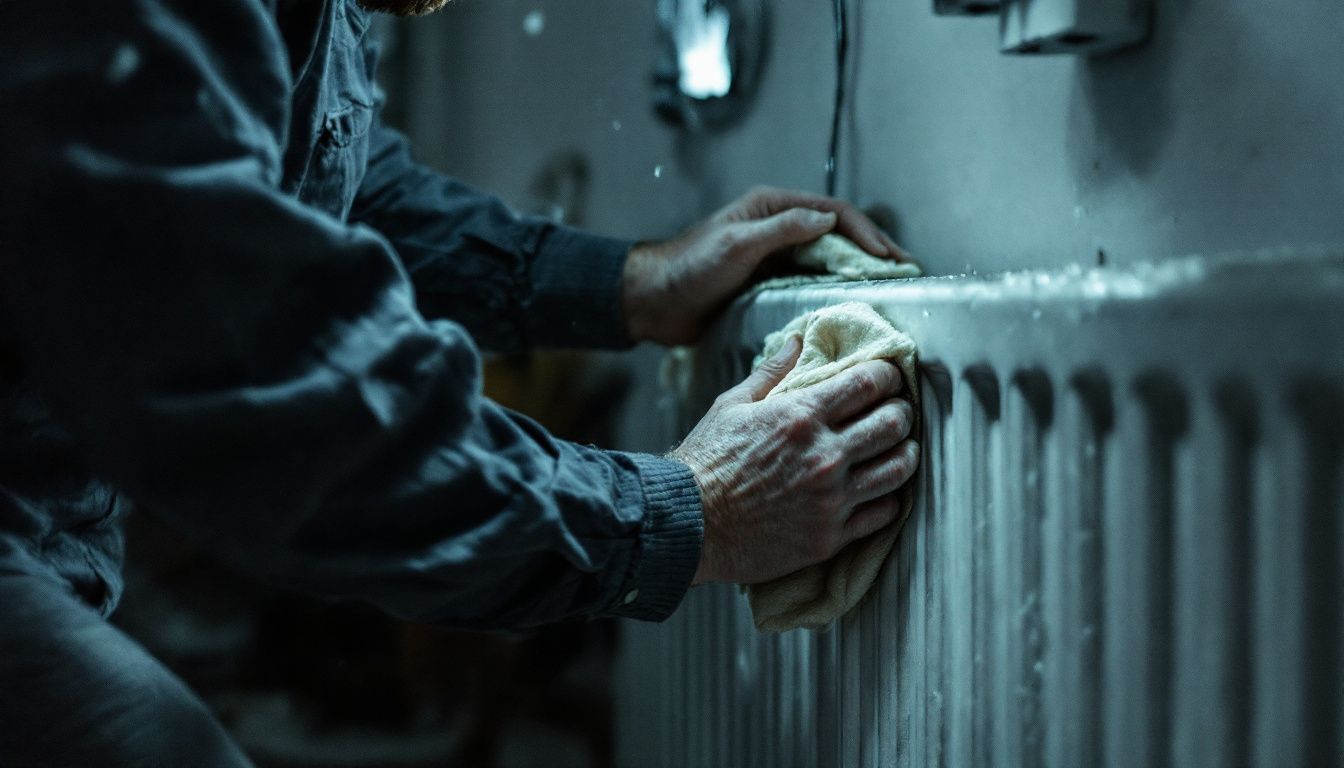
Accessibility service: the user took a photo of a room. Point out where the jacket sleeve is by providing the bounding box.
[0,0,702,628]
[351,120,635,353]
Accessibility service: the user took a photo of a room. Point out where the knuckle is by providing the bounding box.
[716,227,744,255]
[747,184,772,199]
[791,399,821,425]
[868,459,895,487]
[877,405,906,437]
[802,390,830,414]
[824,442,849,475]
[803,446,844,480]
[892,448,920,483]
[894,400,914,433]
[776,214,804,239]
[849,370,879,400]
[779,408,813,441]
[879,362,902,391]
[903,441,924,465]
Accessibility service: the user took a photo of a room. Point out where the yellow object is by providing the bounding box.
[747,302,919,632]
[793,233,922,281]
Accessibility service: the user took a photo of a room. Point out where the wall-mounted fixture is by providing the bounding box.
[933,0,1000,16]
[653,0,769,131]
[1000,0,1151,54]
[934,0,1150,55]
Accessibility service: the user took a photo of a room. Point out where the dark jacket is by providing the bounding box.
[0,0,702,629]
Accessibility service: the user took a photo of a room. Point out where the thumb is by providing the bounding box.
[719,334,802,405]
[732,208,837,265]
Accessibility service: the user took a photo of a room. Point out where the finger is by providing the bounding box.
[842,495,903,544]
[731,208,837,266]
[847,439,920,506]
[717,334,802,406]
[804,359,903,424]
[740,188,892,257]
[876,231,913,263]
[887,241,916,264]
[840,398,914,462]
[831,209,896,258]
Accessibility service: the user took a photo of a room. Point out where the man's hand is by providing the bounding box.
[672,335,920,586]
[621,187,909,346]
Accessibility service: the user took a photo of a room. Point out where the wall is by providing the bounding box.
[385,0,1344,277]
[375,5,1344,761]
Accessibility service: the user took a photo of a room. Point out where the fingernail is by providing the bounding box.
[771,333,801,361]
[863,235,890,256]
[808,211,837,228]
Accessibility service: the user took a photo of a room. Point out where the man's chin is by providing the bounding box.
[356,0,451,16]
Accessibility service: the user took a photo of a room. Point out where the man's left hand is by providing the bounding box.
[620,186,910,346]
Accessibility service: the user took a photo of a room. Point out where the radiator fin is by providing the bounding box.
[615,263,1344,767]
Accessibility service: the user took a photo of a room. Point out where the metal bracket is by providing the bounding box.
[933,0,1001,16]
[999,0,1151,55]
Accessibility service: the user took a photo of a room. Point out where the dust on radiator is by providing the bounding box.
[615,250,1344,768]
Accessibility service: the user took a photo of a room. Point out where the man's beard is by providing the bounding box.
[356,0,451,16]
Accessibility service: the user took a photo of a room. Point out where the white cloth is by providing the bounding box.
[750,233,923,292]
[792,233,923,281]
[747,302,919,632]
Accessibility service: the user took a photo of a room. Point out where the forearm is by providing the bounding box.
[1,0,700,628]
[351,123,635,353]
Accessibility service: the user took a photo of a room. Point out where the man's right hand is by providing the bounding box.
[671,335,920,586]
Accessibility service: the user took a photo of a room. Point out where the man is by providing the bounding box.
[0,0,920,764]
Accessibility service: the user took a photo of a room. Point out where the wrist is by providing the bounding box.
[604,452,705,620]
[675,448,727,586]
[621,241,662,344]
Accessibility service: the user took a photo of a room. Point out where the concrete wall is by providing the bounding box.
[384,0,1344,275]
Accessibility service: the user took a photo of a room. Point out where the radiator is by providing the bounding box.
[614,250,1344,768]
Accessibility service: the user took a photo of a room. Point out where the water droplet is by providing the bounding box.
[522,9,545,36]
[922,309,930,318]
[653,164,665,179]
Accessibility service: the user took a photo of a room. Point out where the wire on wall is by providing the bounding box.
[825,0,849,197]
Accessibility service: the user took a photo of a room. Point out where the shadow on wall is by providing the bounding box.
[1071,0,1192,180]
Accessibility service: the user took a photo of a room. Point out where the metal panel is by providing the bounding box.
[999,0,1151,55]
[934,0,1000,17]
[615,249,1344,767]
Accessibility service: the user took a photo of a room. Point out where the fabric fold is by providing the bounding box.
[746,302,920,632]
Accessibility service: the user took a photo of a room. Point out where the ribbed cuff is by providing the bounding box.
[600,453,703,621]
[524,225,634,350]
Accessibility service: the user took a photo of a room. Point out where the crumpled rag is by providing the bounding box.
[746,301,920,632]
